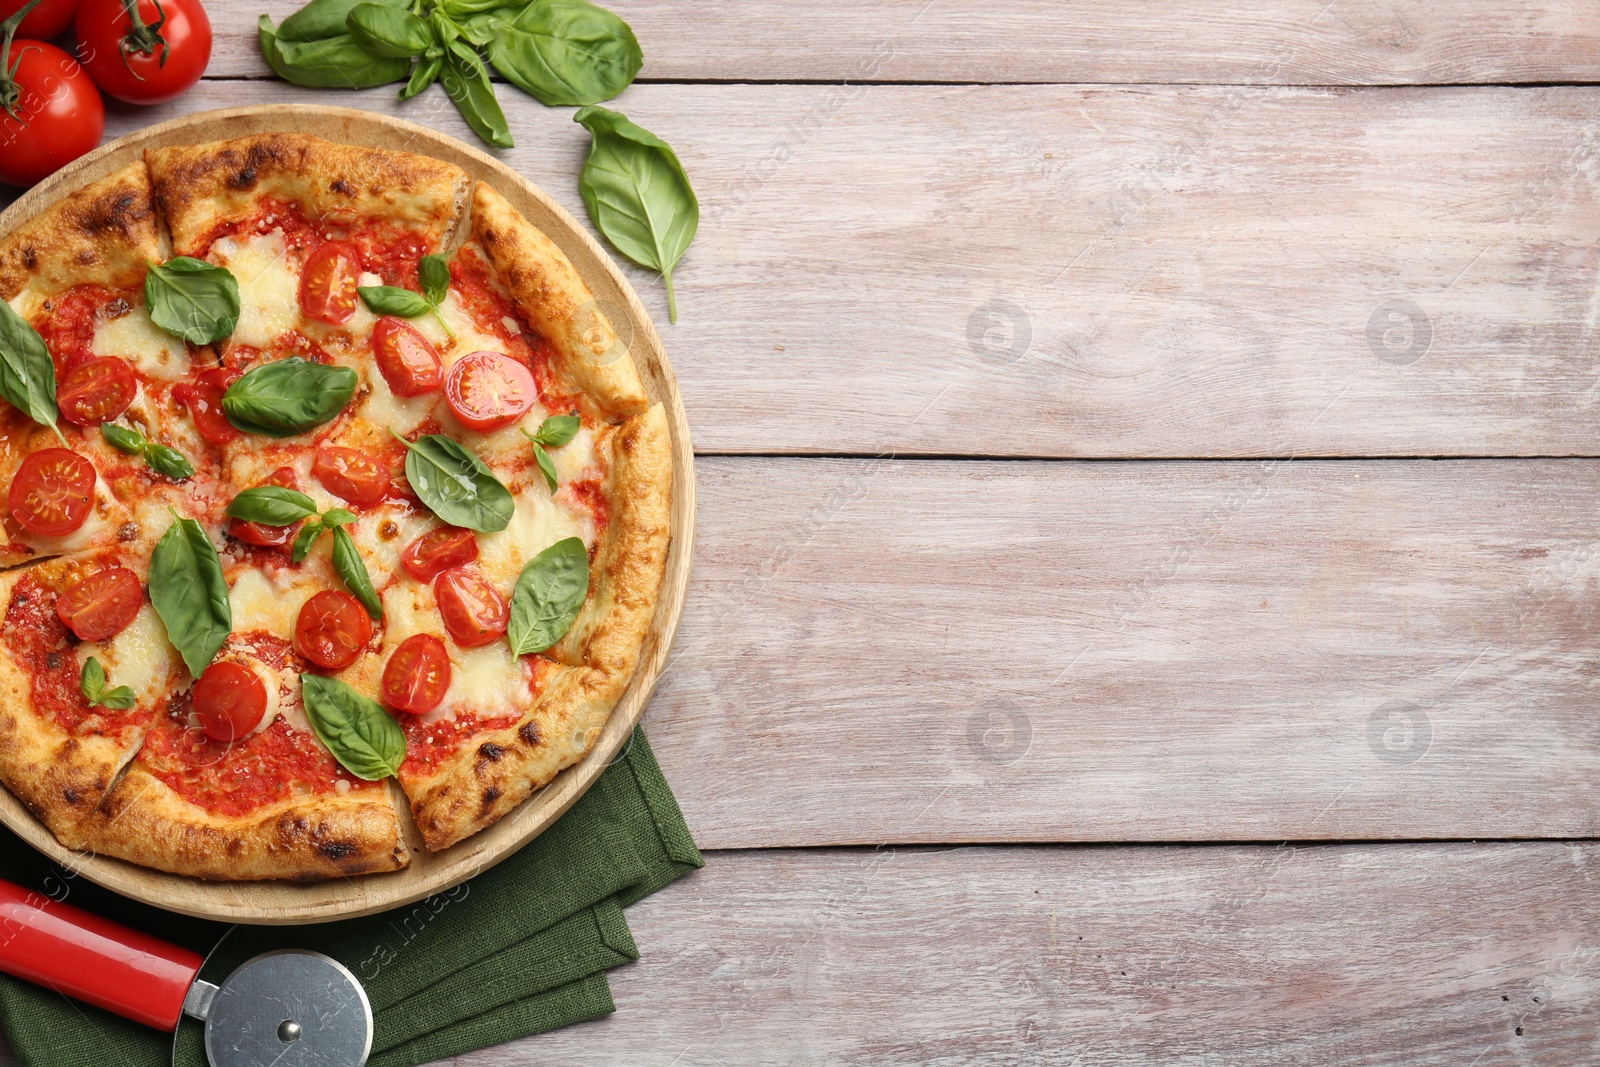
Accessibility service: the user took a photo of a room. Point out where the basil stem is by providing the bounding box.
[389,428,514,533]
[0,300,64,444]
[222,357,358,437]
[144,258,241,345]
[300,673,405,780]
[79,657,136,711]
[574,106,698,323]
[486,0,641,107]
[149,510,232,678]
[331,525,383,620]
[507,536,589,654]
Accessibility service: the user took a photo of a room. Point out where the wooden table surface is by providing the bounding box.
[6,1,1600,1062]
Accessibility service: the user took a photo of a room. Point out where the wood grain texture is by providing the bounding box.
[473,843,1596,1064]
[217,0,1600,84]
[50,81,1600,459]
[644,457,1600,848]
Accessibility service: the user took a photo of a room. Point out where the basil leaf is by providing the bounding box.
[487,0,641,107]
[291,520,324,563]
[322,508,357,528]
[79,656,105,703]
[507,536,589,654]
[272,32,411,87]
[331,526,383,620]
[356,286,432,318]
[419,254,451,307]
[441,0,512,16]
[400,52,442,99]
[347,2,432,57]
[150,511,231,678]
[144,258,241,345]
[391,429,513,533]
[0,300,63,443]
[222,357,357,437]
[94,685,137,711]
[300,674,405,781]
[100,422,144,455]
[573,106,698,323]
[452,10,503,46]
[144,442,194,481]
[533,413,580,447]
[531,441,558,493]
[227,486,319,525]
[278,0,406,42]
[441,38,513,149]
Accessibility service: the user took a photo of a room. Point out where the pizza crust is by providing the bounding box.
[146,134,471,256]
[469,182,650,420]
[0,162,163,307]
[74,766,410,881]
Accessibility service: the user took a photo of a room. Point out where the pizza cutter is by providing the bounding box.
[0,878,372,1066]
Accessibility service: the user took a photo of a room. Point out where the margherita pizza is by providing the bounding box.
[0,134,671,880]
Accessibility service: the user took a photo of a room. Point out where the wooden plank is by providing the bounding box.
[218,0,1600,84]
[59,81,1600,458]
[643,456,1600,848]
[481,843,1597,1064]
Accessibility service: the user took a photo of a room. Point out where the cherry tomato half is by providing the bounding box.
[312,444,387,509]
[381,633,451,715]
[10,448,95,536]
[443,351,536,433]
[295,589,372,670]
[74,0,210,107]
[372,317,442,398]
[55,566,141,641]
[173,366,240,445]
[299,241,361,326]
[433,568,507,648]
[58,357,136,426]
[400,526,477,584]
[228,466,300,549]
[0,0,78,41]
[0,41,104,188]
[191,660,268,742]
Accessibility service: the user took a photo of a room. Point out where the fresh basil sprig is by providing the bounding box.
[0,301,65,445]
[100,422,194,481]
[520,412,580,493]
[222,357,358,437]
[331,525,383,620]
[389,428,514,533]
[144,258,241,345]
[79,657,137,711]
[485,0,641,106]
[357,254,454,337]
[291,507,357,563]
[150,510,231,678]
[574,106,699,323]
[226,490,371,607]
[258,10,411,88]
[300,673,405,780]
[507,536,589,654]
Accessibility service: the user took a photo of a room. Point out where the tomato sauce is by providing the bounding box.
[399,712,520,778]
[39,286,131,372]
[194,198,431,289]
[563,478,610,536]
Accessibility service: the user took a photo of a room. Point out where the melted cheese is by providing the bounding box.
[412,290,507,367]
[211,231,301,348]
[92,305,189,381]
[75,605,174,705]
[229,567,309,637]
[548,425,599,483]
[379,582,531,725]
[358,363,432,436]
[477,490,589,590]
[349,505,431,587]
[6,291,42,321]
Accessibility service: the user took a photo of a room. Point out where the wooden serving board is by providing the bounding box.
[0,105,695,925]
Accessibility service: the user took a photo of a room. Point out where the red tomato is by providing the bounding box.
[228,466,300,549]
[9,448,95,536]
[399,526,477,583]
[0,0,78,41]
[295,590,372,670]
[433,568,507,648]
[381,633,451,715]
[312,444,387,508]
[57,357,135,426]
[372,317,442,397]
[0,41,103,188]
[443,352,536,432]
[386,451,418,504]
[299,241,361,325]
[173,366,239,445]
[73,0,209,106]
[55,565,140,641]
[191,660,268,742]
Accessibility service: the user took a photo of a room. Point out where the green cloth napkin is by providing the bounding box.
[0,729,700,1067]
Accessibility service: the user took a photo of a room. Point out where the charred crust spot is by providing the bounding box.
[44,652,61,671]
[231,167,257,189]
[62,787,80,805]
[477,742,504,763]
[116,521,138,542]
[518,722,540,747]
[21,249,37,269]
[379,520,399,541]
[316,840,358,861]
[331,178,354,196]
[227,838,244,857]
[480,786,501,811]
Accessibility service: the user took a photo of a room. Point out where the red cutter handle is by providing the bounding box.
[0,877,202,1030]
